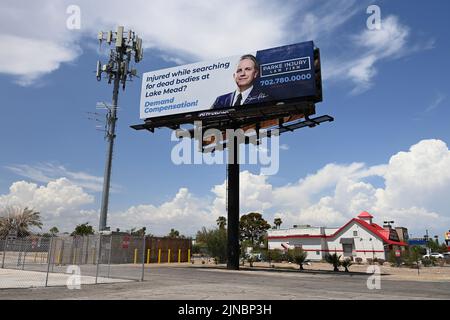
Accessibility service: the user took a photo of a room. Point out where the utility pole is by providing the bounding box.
[96,26,143,231]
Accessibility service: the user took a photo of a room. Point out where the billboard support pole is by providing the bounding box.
[227,134,240,270]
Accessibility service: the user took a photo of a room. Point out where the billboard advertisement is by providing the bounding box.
[140,41,320,120]
[408,238,427,246]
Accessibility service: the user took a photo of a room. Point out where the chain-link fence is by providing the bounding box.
[0,233,192,289]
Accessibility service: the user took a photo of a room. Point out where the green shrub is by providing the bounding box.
[388,250,399,266]
[325,253,341,272]
[287,248,308,270]
[341,258,353,272]
[269,249,283,263]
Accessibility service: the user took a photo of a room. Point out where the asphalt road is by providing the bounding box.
[0,265,449,300]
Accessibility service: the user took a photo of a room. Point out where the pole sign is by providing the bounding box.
[140,41,320,120]
[395,250,401,257]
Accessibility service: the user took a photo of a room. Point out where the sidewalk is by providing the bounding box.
[0,268,131,289]
[190,259,450,282]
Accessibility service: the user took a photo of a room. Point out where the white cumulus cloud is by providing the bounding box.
[0,0,362,85]
[3,139,449,237]
[0,178,95,231]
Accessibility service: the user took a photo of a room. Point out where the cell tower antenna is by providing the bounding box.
[96,26,143,231]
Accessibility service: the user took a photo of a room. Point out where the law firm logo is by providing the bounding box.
[260,57,311,77]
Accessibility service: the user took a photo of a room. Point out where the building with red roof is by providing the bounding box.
[268,212,408,262]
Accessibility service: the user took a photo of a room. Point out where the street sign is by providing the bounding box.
[395,250,401,257]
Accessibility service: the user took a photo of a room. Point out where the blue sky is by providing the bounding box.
[1,0,450,240]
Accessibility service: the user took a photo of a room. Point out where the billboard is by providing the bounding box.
[140,41,320,120]
[408,238,427,246]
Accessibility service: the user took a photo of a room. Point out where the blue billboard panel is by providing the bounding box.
[408,239,427,246]
[254,41,316,103]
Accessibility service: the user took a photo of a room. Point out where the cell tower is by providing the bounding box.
[96,26,143,231]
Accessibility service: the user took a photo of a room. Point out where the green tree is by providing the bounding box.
[130,227,147,236]
[0,206,43,238]
[49,226,59,236]
[195,227,227,263]
[196,227,209,244]
[71,222,95,236]
[273,217,282,230]
[239,212,271,248]
[427,239,441,253]
[325,253,341,272]
[168,228,183,238]
[403,246,424,268]
[216,216,227,229]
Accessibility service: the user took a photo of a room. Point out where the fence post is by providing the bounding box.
[1,238,7,269]
[61,239,65,265]
[95,234,102,284]
[22,240,27,270]
[141,228,146,281]
[45,236,54,287]
[51,237,56,272]
[17,239,24,267]
[107,235,112,278]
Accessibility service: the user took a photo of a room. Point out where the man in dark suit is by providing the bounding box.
[212,54,270,109]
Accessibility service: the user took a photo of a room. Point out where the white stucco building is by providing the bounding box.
[268,212,407,262]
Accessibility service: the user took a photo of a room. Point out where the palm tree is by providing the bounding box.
[0,206,43,238]
[289,248,308,270]
[325,253,341,272]
[273,218,282,230]
[216,216,227,229]
[341,258,353,273]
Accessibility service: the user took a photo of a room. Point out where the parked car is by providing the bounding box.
[423,252,444,259]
